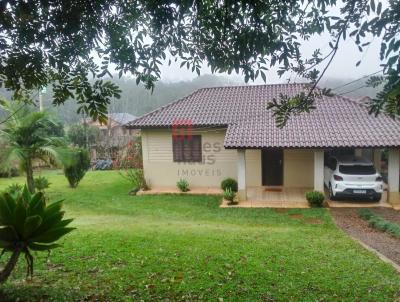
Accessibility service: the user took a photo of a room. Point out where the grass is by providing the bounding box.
[0,170,399,301]
[359,208,400,239]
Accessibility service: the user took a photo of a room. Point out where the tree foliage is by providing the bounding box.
[0,0,398,125]
[0,0,339,122]
[67,123,100,148]
[268,0,399,126]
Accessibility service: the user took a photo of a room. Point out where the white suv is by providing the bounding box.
[324,156,383,201]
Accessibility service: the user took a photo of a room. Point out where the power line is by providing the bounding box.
[337,85,367,96]
[331,69,383,92]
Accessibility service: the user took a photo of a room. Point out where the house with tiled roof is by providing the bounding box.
[127,83,400,206]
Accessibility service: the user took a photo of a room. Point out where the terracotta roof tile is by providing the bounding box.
[127,83,400,148]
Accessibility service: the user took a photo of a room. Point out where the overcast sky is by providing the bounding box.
[157,31,383,85]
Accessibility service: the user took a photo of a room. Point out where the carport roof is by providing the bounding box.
[127,83,400,148]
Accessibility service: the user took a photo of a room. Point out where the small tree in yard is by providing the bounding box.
[0,100,72,193]
[64,148,91,188]
[0,186,74,283]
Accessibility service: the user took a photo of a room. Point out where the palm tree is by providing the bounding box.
[0,100,72,192]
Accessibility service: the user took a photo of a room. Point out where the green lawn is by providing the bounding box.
[0,171,399,301]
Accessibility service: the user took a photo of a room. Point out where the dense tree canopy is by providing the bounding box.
[0,0,398,124]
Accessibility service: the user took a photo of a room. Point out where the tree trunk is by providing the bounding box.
[0,249,21,284]
[26,158,35,193]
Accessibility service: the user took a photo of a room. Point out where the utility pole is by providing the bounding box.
[39,91,43,111]
[38,86,46,111]
[83,112,89,150]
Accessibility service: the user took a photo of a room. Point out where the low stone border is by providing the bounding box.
[330,209,400,273]
[348,233,400,273]
[137,188,223,196]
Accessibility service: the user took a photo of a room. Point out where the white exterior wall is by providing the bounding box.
[141,129,237,187]
[283,149,314,188]
[142,129,315,190]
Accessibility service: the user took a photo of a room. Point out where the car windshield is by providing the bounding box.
[339,164,376,175]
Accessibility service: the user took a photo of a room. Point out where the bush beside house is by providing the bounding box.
[305,191,325,207]
[221,178,238,192]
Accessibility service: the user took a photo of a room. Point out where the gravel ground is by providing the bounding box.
[330,208,400,266]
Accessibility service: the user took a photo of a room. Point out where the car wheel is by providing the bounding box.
[329,184,335,201]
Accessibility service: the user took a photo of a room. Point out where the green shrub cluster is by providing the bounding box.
[358,209,400,239]
[64,148,91,188]
[5,183,23,195]
[125,169,148,195]
[34,176,51,192]
[177,179,190,192]
[0,186,74,282]
[305,191,325,207]
[223,188,236,205]
[221,178,238,192]
[0,167,19,178]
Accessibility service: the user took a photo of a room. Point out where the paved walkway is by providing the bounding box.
[137,186,398,210]
[137,187,222,196]
[220,198,309,208]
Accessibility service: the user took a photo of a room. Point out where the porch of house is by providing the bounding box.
[220,186,392,208]
[221,186,310,208]
[233,148,400,209]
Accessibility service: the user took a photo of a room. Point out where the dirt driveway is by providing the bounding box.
[330,208,400,266]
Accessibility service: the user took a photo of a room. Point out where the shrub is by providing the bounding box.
[0,167,20,178]
[34,176,50,192]
[0,186,74,283]
[223,188,236,205]
[5,183,22,195]
[221,178,238,192]
[124,169,148,194]
[177,178,190,192]
[64,148,91,188]
[114,138,143,170]
[359,209,400,239]
[305,191,325,207]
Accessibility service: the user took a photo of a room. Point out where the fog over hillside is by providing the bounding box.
[0,75,381,125]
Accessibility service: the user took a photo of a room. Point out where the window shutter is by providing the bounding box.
[172,135,202,162]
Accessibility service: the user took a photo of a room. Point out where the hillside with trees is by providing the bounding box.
[0,74,382,126]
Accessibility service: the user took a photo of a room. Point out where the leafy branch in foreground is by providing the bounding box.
[0,0,360,122]
[367,71,400,117]
[271,0,399,126]
[267,87,333,128]
[0,186,74,283]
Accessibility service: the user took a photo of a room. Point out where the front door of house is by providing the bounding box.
[262,149,283,186]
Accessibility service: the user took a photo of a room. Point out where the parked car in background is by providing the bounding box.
[324,156,384,201]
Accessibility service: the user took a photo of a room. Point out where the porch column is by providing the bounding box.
[313,150,324,192]
[237,149,247,201]
[388,149,400,205]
